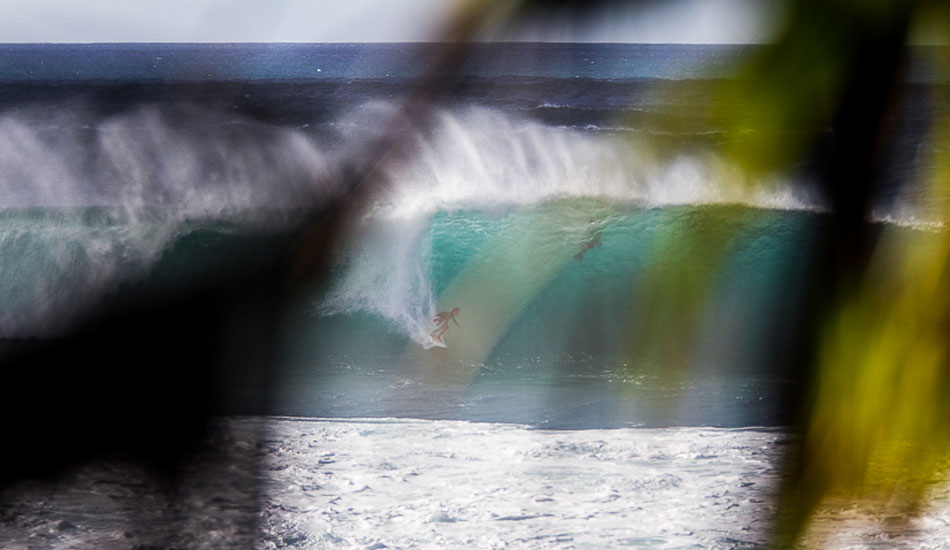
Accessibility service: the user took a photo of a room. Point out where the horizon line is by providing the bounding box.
[2,40,946,47]
[0,40,764,46]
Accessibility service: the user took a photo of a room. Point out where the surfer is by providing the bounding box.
[574,231,602,261]
[430,306,461,343]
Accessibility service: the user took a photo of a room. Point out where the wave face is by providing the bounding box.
[316,199,820,357]
[295,197,829,427]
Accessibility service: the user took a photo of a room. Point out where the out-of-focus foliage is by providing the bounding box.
[717,0,914,175]
[781,34,950,544]
[786,222,950,539]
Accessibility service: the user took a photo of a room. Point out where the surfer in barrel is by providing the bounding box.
[574,230,602,261]
[430,306,461,343]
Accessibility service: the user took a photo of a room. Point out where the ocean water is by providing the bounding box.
[1,43,948,548]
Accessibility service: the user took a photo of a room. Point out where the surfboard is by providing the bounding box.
[422,335,447,349]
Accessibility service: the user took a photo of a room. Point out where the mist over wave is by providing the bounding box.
[0,104,334,211]
[0,104,334,337]
[376,106,825,218]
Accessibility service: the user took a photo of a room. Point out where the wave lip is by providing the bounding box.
[372,106,826,219]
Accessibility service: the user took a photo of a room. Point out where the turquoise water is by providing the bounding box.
[270,199,828,427]
[0,198,822,427]
[313,201,817,360]
[0,195,864,428]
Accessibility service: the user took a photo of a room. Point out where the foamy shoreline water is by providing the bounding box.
[4,416,949,549]
[257,417,786,549]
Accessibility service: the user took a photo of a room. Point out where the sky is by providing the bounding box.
[0,0,779,43]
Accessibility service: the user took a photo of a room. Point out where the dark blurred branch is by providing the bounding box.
[768,0,916,544]
[0,0,499,493]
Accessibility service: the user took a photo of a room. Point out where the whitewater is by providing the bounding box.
[4,417,950,549]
